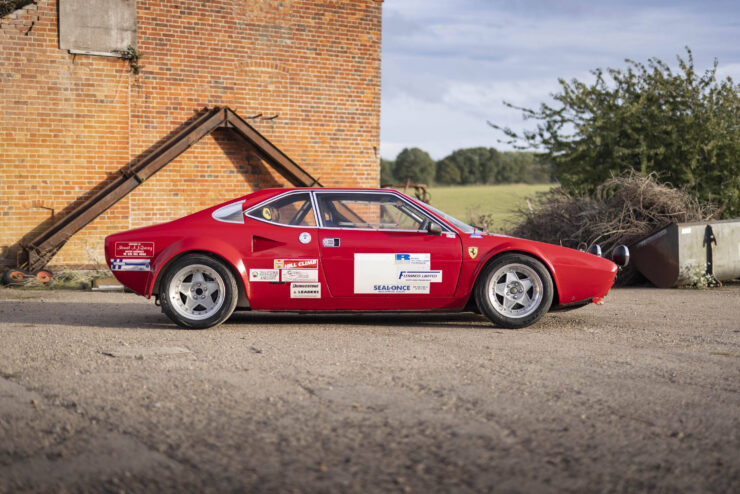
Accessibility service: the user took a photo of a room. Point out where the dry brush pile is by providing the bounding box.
[510,172,717,284]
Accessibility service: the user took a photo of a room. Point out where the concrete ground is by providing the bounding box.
[0,286,738,493]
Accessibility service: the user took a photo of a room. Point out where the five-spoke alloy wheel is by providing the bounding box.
[160,254,238,329]
[475,253,553,329]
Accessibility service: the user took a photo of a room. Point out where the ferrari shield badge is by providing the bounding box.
[468,247,478,259]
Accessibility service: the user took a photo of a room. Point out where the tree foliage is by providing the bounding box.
[380,158,396,185]
[491,48,740,217]
[393,147,436,184]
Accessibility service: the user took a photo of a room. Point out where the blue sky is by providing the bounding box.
[380,0,740,160]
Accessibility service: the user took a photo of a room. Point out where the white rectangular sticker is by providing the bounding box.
[115,241,154,258]
[249,269,280,282]
[274,259,318,270]
[111,259,150,271]
[291,282,321,298]
[681,227,692,234]
[354,253,433,294]
[282,269,319,282]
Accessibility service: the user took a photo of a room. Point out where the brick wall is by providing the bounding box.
[0,0,383,270]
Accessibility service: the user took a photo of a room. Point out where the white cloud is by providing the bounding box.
[380,0,740,158]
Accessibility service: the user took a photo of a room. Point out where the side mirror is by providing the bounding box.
[427,222,442,236]
[612,245,630,267]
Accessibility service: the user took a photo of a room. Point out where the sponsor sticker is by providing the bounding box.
[444,232,456,239]
[111,259,150,271]
[470,233,483,239]
[282,269,319,282]
[354,253,433,294]
[249,269,280,282]
[398,270,442,282]
[115,241,154,258]
[274,259,318,270]
[394,253,430,265]
[291,282,321,298]
[371,284,430,294]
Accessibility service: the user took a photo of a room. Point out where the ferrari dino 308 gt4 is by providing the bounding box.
[105,188,628,329]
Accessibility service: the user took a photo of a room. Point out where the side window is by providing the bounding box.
[315,193,436,231]
[247,193,317,227]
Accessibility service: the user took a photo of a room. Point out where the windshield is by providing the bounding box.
[422,203,475,233]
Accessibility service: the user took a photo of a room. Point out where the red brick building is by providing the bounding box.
[0,0,383,269]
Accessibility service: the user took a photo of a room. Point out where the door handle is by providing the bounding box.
[322,238,340,247]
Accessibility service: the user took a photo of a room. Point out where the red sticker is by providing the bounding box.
[115,241,154,258]
[274,259,318,270]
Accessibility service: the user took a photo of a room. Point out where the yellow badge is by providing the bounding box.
[468,247,478,259]
[262,207,272,220]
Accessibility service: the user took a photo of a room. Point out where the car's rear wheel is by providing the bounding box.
[475,253,553,329]
[160,254,237,329]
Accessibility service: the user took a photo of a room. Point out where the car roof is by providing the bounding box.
[245,187,415,202]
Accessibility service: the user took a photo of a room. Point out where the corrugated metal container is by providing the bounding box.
[631,219,740,288]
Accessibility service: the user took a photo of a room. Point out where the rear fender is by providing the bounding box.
[147,238,247,299]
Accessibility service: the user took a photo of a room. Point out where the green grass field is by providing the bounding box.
[427,184,554,232]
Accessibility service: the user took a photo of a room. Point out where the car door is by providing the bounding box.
[315,191,462,308]
[242,191,323,310]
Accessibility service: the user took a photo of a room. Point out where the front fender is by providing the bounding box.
[472,242,562,304]
[146,237,247,298]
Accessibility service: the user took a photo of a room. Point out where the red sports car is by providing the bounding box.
[105,188,628,329]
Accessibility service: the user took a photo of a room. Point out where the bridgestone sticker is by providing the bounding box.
[354,253,436,294]
[249,269,280,282]
[291,283,321,298]
[282,269,319,282]
[115,241,154,258]
[111,259,150,271]
[274,259,318,270]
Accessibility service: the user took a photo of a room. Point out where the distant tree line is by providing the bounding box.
[381,147,554,186]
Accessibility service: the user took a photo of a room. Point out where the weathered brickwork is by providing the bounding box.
[0,0,383,269]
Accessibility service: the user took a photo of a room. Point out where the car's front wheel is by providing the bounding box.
[160,254,238,329]
[475,253,553,329]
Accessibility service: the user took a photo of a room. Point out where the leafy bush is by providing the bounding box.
[493,49,740,217]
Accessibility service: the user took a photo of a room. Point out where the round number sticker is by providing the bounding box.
[299,232,312,244]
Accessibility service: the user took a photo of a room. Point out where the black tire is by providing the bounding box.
[474,253,554,329]
[159,254,238,329]
[2,269,28,285]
